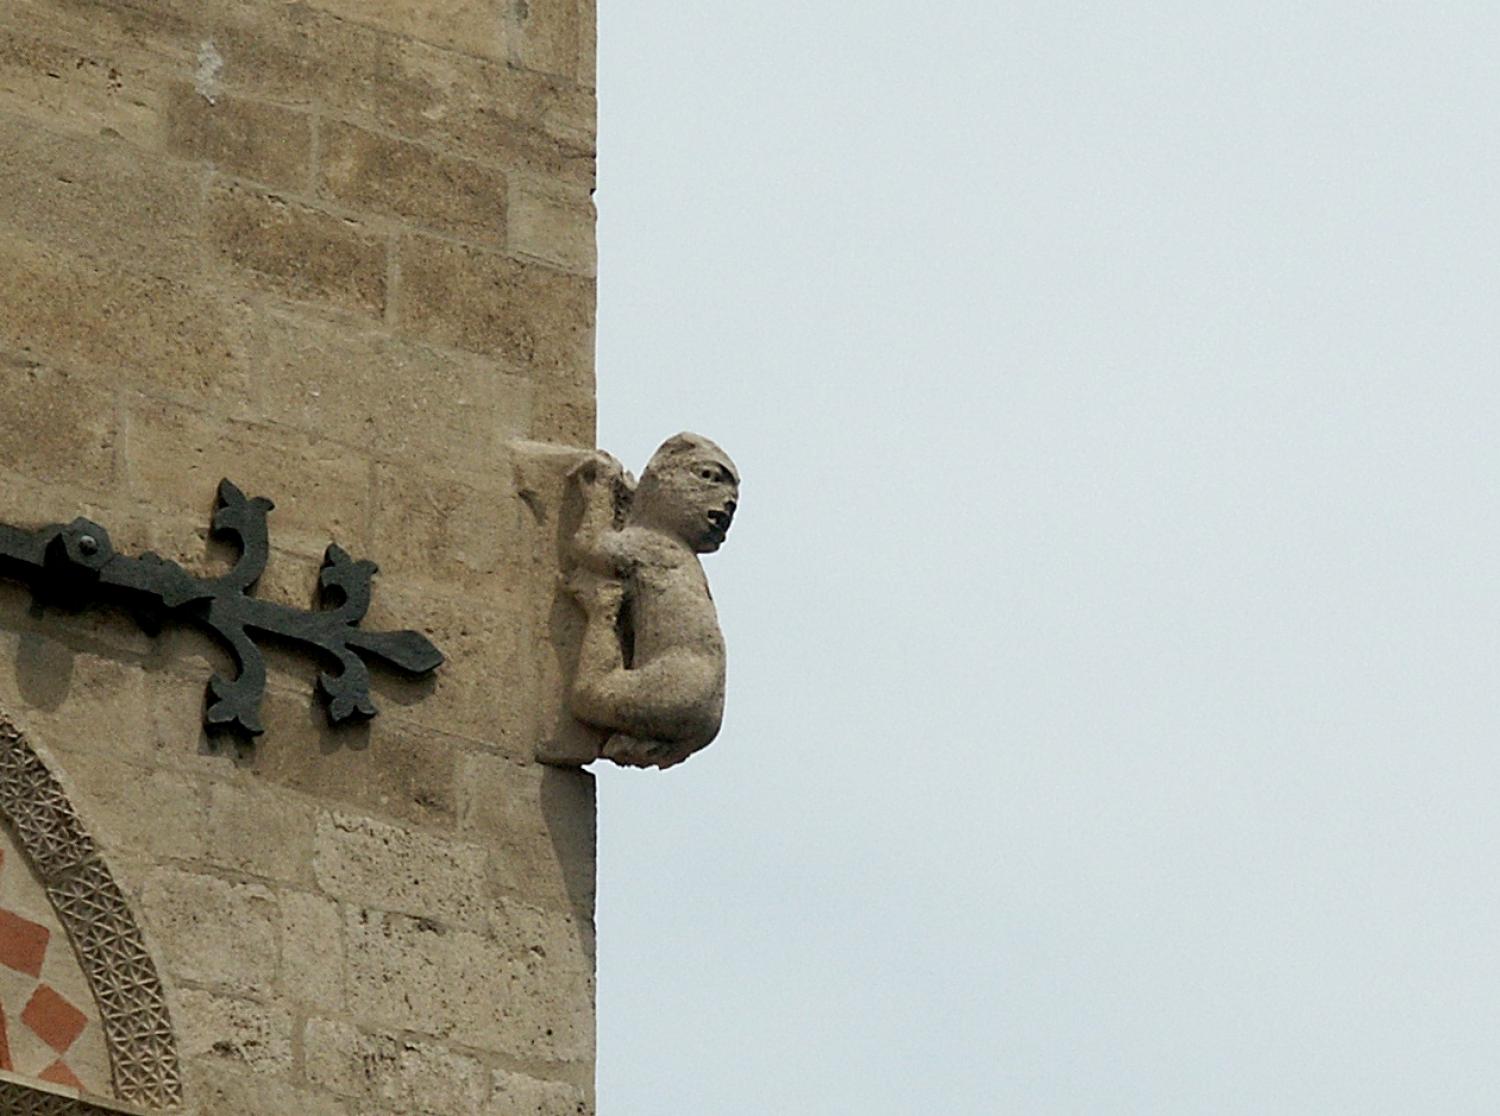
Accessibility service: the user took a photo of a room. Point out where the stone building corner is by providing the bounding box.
[0,1,600,1112]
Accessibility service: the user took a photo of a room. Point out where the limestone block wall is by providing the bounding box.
[0,1,598,1112]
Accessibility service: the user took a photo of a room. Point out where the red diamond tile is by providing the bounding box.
[39,1058,83,1090]
[0,1000,11,1072]
[21,984,86,1054]
[0,909,49,977]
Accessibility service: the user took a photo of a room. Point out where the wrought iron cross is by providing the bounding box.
[0,480,443,736]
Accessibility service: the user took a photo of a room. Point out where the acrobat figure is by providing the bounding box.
[566,433,739,769]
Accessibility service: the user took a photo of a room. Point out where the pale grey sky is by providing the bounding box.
[592,3,1500,1112]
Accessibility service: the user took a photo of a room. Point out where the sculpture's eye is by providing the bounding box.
[698,467,717,481]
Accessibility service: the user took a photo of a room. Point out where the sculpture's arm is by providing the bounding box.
[570,529,638,580]
[568,452,633,523]
[567,451,638,579]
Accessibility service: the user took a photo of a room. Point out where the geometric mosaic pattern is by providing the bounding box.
[0,1067,150,1114]
[0,716,182,1109]
[0,865,106,1089]
[0,844,107,1096]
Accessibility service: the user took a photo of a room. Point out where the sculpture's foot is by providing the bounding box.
[602,733,696,771]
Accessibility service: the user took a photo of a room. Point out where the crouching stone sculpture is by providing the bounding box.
[564,433,739,769]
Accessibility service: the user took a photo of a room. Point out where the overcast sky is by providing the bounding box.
[590,4,1500,1112]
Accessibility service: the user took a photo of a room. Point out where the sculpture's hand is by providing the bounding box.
[566,450,625,487]
[568,451,633,537]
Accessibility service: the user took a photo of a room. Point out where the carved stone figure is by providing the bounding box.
[566,433,739,769]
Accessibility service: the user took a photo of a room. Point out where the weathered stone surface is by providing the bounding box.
[0,233,248,405]
[0,359,117,491]
[250,696,459,830]
[278,890,345,1010]
[0,0,196,63]
[304,1017,487,1114]
[371,461,525,591]
[174,989,293,1076]
[577,0,596,90]
[509,177,596,275]
[368,47,596,187]
[185,1064,350,1116]
[71,756,207,867]
[344,904,593,1061]
[489,892,596,980]
[144,663,249,777]
[529,384,597,446]
[205,781,317,885]
[510,0,585,80]
[396,235,594,378]
[149,2,596,184]
[206,180,386,315]
[487,1069,591,1116]
[298,0,509,62]
[363,582,533,754]
[164,83,313,190]
[238,301,533,473]
[139,870,278,994]
[0,114,202,277]
[320,120,508,245]
[459,752,595,916]
[123,394,372,558]
[341,908,458,1039]
[313,812,487,928]
[0,23,163,148]
[0,642,151,774]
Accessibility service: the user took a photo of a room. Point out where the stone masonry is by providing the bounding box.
[0,1,598,1113]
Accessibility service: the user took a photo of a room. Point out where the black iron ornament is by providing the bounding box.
[0,479,443,736]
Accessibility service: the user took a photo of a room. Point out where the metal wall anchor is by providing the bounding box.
[0,479,443,737]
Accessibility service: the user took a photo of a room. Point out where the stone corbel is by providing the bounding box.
[514,435,739,771]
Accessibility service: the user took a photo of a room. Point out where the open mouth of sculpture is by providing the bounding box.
[705,504,736,540]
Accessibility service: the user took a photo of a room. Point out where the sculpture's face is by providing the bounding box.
[637,437,740,553]
[680,452,739,553]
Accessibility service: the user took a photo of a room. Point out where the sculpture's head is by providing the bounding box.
[632,433,740,553]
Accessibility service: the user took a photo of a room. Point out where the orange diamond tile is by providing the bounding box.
[21,984,86,1054]
[0,909,49,978]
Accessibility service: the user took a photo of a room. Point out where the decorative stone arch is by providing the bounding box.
[0,714,182,1110]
